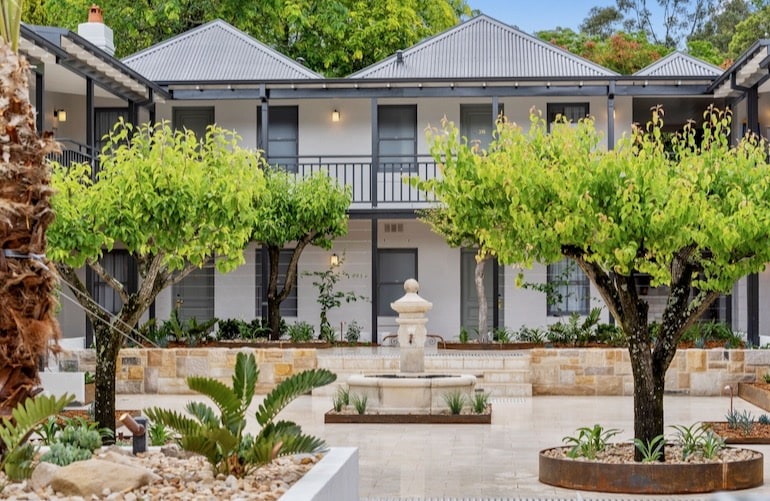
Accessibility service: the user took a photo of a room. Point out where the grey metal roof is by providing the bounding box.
[123,19,321,82]
[634,51,723,77]
[349,15,618,79]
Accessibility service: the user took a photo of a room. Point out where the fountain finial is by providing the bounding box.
[404,278,419,293]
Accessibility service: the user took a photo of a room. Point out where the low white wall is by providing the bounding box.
[280,447,359,501]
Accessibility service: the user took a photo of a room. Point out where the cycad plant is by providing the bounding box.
[146,352,336,477]
[0,0,62,417]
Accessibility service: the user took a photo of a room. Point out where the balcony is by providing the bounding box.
[274,155,442,210]
[54,145,444,211]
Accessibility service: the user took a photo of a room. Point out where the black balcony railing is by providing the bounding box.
[47,139,96,168]
[53,144,444,209]
[270,154,442,207]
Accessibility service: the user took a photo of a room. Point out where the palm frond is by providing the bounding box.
[187,377,240,416]
[184,401,219,428]
[231,352,258,405]
[0,393,73,450]
[0,0,22,52]
[145,407,202,438]
[255,369,336,426]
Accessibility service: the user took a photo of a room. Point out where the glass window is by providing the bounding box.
[378,105,416,172]
[546,258,589,316]
[547,103,589,131]
[378,249,417,316]
[172,261,215,323]
[258,106,298,171]
[92,250,136,315]
[255,248,298,318]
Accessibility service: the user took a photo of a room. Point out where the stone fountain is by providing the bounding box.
[347,279,476,413]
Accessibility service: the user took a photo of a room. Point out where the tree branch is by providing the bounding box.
[88,257,129,304]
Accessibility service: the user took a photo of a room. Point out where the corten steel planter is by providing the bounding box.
[738,382,770,412]
[539,447,763,494]
[324,409,491,424]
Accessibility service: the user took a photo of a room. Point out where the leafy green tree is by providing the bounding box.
[23,0,471,76]
[729,4,770,58]
[580,6,624,37]
[252,170,351,340]
[536,29,669,74]
[686,39,725,67]
[690,0,752,55]
[580,0,713,48]
[48,121,265,437]
[425,107,770,461]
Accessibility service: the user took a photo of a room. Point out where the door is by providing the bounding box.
[460,249,494,335]
[172,107,215,139]
[94,108,129,173]
[460,104,499,152]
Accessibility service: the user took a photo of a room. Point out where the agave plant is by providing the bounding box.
[0,0,62,418]
[145,352,336,477]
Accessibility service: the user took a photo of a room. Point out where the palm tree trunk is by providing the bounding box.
[0,44,61,417]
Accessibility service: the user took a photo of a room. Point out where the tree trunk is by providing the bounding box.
[93,324,122,443]
[475,256,490,343]
[267,247,282,340]
[629,335,665,461]
[0,45,61,417]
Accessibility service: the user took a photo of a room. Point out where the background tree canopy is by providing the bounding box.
[23,0,471,77]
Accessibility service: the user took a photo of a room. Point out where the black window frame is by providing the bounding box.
[257,106,299,172]
[377,248,418,316]
[546,257,590,316]
[547,102,589,132]
[377,104,417,173]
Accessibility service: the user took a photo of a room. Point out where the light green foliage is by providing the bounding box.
[633,434,666,462]
[670,423,707,460]
[443,390,466,415]
[458,327,470,343]
[352,394,368,415]
[729,4,770,58]
[48,120,265,435]
[546,307,602,346]
[700,431,726,459]
[0,394,74,480]
[287,321,314,343]
[40,442,94,466]
[146,353,336,476]
[148,422,171,446]
[425,106,770,451]
[470,391,490,414]
[24,0,470,76]
[253,169,351,339]
[562,424,621,459]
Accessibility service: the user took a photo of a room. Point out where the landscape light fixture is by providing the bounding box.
[332,109,340,122]
[330,253,339,267]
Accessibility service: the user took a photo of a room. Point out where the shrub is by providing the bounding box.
[458,327,470,343]
[345,321,362,343]
[563,424,620,459]
[443,390,466,415]
[146,352,336,477]
[288,321,314,343]
[352,394,368,415]
[470,391,490,414]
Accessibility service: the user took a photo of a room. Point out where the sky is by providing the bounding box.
[467,0,652,35]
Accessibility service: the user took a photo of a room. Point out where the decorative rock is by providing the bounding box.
[49,459,161,497]
[29,461,60,492]
[161,443,195,459]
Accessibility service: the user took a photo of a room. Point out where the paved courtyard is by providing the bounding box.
[119,392,770,500]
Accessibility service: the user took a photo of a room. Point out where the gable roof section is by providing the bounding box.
[349,15,618,79]
[123,19,321,82]
[634,51,722,77]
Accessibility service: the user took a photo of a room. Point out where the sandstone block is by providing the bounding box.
[50,459,160,498]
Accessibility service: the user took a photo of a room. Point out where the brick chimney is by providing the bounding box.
[77,4,115,56]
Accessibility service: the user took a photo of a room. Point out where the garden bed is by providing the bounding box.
[738,382,770,412]
[324,406,491,424]
[706,421,770,444]
[539,444,763,494]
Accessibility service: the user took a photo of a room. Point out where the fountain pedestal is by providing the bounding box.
[347,279,476,414]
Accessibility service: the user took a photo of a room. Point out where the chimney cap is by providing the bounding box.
[88,4,103,23]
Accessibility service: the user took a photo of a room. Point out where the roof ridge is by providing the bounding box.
[124,19,321,79]
[349,14,618,79]
[634,50,722,76]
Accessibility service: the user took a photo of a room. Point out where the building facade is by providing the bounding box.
[21,13,770,345]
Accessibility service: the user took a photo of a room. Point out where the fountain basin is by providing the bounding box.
[347,373,477,413]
